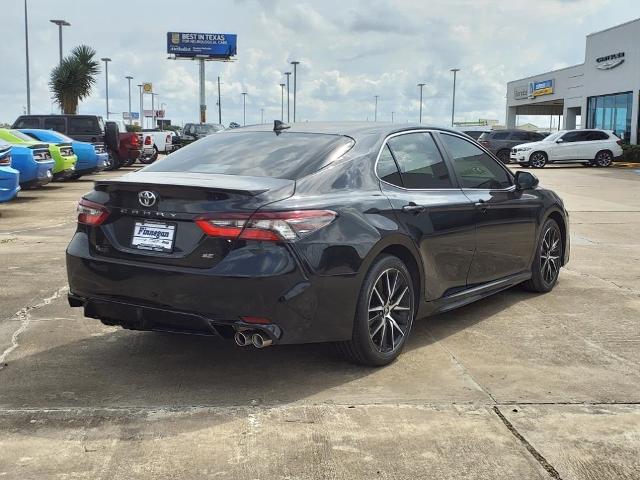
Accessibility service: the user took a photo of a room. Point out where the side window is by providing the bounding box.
[511,131,530,141]
[585,131,608,141]
[386,132,452,189]
[529,132,544,141]
[68,117,97,135]
[376,145,402,187]
[14,117,40,128]
[561,131,583,143]
[440,134,512,189]
[492,131,510,140]
[44,117,66,133]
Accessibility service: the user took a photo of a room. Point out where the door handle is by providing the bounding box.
[474,200,489,214]
[402,203,426,214]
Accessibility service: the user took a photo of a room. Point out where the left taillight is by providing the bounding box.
[195,210,337,242]
[77,198,109,226]
[0,153,10,166]
[144,135,152,145]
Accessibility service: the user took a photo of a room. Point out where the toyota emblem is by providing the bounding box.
[138,190,157,207]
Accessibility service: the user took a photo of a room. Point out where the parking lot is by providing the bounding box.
[0,164,639,479]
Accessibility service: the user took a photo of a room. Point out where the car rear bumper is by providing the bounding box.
[66,232,358,344]
[0,166,20,202]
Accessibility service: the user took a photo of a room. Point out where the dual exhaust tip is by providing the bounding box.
[234,330,273,349]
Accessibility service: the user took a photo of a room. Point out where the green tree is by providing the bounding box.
[49,45,100,114]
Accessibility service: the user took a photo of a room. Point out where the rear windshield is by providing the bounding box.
[9,130,37,142]
[144,131,355,180]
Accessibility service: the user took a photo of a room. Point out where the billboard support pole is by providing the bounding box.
[217,76,222,124]
[199,58,206,124]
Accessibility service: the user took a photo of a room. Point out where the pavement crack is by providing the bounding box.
[492,406,564,480]
[0,285,68,369]
[426,329,498,403]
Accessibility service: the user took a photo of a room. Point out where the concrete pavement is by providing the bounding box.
[0,164,638,479]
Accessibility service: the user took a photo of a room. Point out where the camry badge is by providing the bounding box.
[138,191,157,207]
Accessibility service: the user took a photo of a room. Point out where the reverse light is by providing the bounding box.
[77,198,109,226]
[196,210,337,242]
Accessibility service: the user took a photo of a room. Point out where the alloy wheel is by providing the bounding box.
[595,151,612,167]
[368,268,413,354]
[540,226,561,285]
[529,152,546,168]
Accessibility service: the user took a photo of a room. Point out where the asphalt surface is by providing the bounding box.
[0,162,639,479]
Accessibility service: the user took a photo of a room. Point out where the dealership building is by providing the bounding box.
[506,18,640,144]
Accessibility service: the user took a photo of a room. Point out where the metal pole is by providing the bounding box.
[138,84,143,128]
[374,95,378,122]
[151,94,156,129]
[450,68,460,127]
[24,0,31,114]
[280,83,285,121]
[217,76,222,124]
[284,72,291,122]
[417,83,426,123]
[125,76,133,125]
[101,58,111,119]
[242,92,247,126]
[261,108,264,124]
[391,111,394,123]
[199,58,206,124]
[291,61,299,122]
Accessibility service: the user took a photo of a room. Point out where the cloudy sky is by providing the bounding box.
[2,0,639,127]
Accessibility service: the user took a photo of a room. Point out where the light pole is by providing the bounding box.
[217,76,222,124]
[101,57,111,119]
[450,68,460,127]
[290,61,300,122]
[151,93,159,129]
[417,83,426,123]
[261,108,264,124]
[242,92,247,126]
[391,111,395,123]
[374,95,379,122]
[137,84,143,128]
[284,72,291,122]
[24,0,31,114]
[279,83,285,121]
[49,19,70,65]
[125,76,133,125]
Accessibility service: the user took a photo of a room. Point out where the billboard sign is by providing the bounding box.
[528,79,554,98]
[123,112,140,120]
[167,32,237,59]
[143,110,165,118]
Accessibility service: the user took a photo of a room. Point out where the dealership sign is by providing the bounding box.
[167,32,237,59]
[596,52,625,70]
[514,79,554,100]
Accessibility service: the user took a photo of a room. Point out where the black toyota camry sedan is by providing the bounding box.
[67,122,569,366]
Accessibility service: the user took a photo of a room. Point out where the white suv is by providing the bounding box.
[510,129,623,168]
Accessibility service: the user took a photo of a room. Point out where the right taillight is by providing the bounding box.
[617,139,623,146]
[196,210,337,242]
[144,135,152,145]
[0,153,10,166]
[77,198,109,226]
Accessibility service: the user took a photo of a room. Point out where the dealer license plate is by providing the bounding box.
[131,221,176,252]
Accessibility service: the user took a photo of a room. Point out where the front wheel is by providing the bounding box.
[594,150,613,167]
[496,150,511,164]
[523,218,562,293]
[529,152,547,168]
[337,255,415,366]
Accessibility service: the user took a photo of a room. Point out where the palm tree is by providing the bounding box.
[49,45,100,114]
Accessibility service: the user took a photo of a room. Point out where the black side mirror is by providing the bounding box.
[515,171,539,190]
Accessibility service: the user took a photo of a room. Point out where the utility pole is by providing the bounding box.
[417,83,426,123]
[261,108,264,124]
[50,20,70,65]
[279,83,285,121]
[198,57,206,123]
[374,95,379,122]
[450,68,460,127]
[284,72,291,122]
[101,58,112,119]
[291,61,300,122]
[125,76,133,125]
[242,92,247,126]
[217,76,222,124]
[137,84,143,128]
[24,0,31,114]
[151,93,159,129]
[391,111,395,123]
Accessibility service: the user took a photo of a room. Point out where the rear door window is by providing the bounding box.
[585,131,609,141]
[13,117,40,128]
[510,131,530,141]
[44,117,66,133]
[386,132,452,189]
[68,117,98,135]
[491,131,510,140]
[376,144,403,187]
[440,133,512,189]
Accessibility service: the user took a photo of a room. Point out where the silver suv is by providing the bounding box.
[479,129,546,164]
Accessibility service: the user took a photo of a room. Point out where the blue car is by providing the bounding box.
[3,140,54,188]
[20,129,108,178]
[0,141,20,202]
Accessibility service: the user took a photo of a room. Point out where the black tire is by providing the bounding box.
[523,218,562,293]
[139,147,159,165]
[528,151,547,168]
[496,150,511,164]
[104,122,120,152]
[337,254,415,366]
[594,150,613,167]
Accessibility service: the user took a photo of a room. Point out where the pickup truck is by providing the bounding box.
[104,120,143,168]
[180,123,225,147]
[139,130,174,164]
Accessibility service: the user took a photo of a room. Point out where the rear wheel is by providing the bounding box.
[496,150,511,164]
[529,152,547,168]
[594,150,613,167]
[338,255,415,366]
[523,218,562,293]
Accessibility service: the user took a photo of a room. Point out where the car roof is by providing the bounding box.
[229,121,465,140]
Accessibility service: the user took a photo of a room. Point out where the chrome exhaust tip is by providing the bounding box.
[251,332,273,349]
[234,330,252,347]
